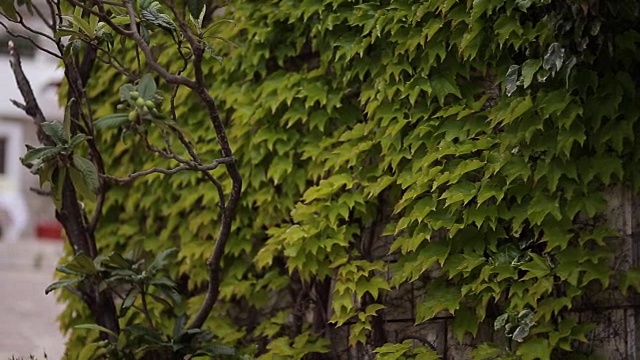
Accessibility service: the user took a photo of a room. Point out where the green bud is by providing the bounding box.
[144,100,155,108]
[130,91,139,99]
[135,98,145,107]
[128,110,137,121]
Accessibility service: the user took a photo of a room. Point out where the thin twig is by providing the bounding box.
[10,12,57,43]
[0,20,62,59]
[102,158,234,184]
[140,287,157,331]
[29,187,52,196]
[32,3,53,29]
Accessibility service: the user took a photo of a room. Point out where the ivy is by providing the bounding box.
[58,0,640,358]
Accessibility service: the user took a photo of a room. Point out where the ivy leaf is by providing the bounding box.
[515,0,533,11]
[563,56,577,88]
[494,313,509,330]
[543,43,564,74]
[471,344,501,360]
[505,65,520,96]
[430,74,461,105]
[416,280,461,322]
[620,268,640,295]
[355,276,389,299]
[520,254,551,279]
[452,306,479,341]
[521,59,541,88]
[512,325,530,342]
[73,155,100,194]
[516,338,551,360]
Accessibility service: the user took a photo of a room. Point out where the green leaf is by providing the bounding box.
[72,13,93,36]
[619,268,640,295]
[188,0,205,25]
[120,286,140,317]
[416,280,461,323]
[72,156,100,194]
[516,338,551,360]
[355,276,389,299]
[78,343,105,360]
[543,43,564,74]
[512,324,530,342]
[521,59,541,88]
[430,74,461,105]
[65,253,98,275]
[140,6,176,36]
[44,278,82,294]
[52,166,66,209]
[105,252,131,268]
[94,113,130,130]
[119,83,135,101]
[137,74,157,100]
[520,254,550,279]
[452,306,479,341]
[494,313,509,329]
[63,99,73,139]
[68,134,88,149]
[148,248,177,273]
[21,146,62,166]
[505,64,519,96]
[471,343,501,360]
[41,121,67,145]
[515,0,533,11]
[69,167,97,201]
[74,324,118,339]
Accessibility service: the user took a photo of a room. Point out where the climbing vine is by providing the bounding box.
[48,0,640,358]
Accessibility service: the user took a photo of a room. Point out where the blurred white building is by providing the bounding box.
[0,26,62,241]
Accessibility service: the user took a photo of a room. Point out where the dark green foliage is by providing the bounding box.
[59,0,640,358]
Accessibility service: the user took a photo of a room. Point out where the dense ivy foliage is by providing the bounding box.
[59,0,640,358]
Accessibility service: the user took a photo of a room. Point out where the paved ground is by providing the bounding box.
[0,239,66,360]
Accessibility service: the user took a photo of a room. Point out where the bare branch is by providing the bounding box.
[185,12,243,330]
[2,11,58,44]
[102,158,234,184]
[31,3,54,30]
[8,40,53,145]
[9,99,26,111]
